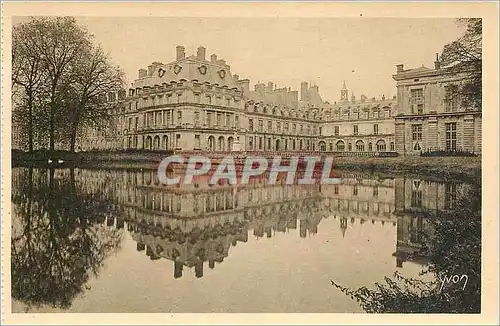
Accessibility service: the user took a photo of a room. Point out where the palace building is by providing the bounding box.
[79,45,398,154]
[392,54,482,155]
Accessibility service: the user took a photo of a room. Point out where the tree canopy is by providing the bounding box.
[440,18,482,110]
[12,17,125,152]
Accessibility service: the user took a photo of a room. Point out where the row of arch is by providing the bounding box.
[134,135,237,151]
[318,139,394,152]
[245,102,395,122]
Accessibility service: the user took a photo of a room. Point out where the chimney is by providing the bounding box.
[210,54,217,63]
[361,94,367,103]
[267,82,274,92]
[197,46,206,61]
[382,94,386,100]
[147,64,154,76]
[300,82,308,101]
[233,74,239,81]
[351,94,356,104]
[396,64,404,73]
[255,83,266,93]
[176,45,185,60]
[138,69,147,78]
[434,53,441,70]
[237,79,250,94]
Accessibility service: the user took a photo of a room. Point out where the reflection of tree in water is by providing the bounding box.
[332,181,481,313]
[11,167,123,309]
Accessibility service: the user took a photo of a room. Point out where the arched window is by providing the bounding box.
[376,140,387,152]
[336,140,345,151]
[356,140,365,151]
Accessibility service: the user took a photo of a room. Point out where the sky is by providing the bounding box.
[28,17,466,103]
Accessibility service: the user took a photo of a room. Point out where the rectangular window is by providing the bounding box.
[128,118,132,130]
[411,88,424,100]
[195,134,200,148]
[258,120,263,132]
[194,111,200,126]
[353,125,358,136]
[235,115,239,128]
[353,185,358,196]
[175,134,181,148]
[334,126,339,136]
[334,185,339,195]
[374,124,379,135]
[135,117,139,130]
[446,122,457,151]
[207,112,212,127]
[217,113,222,126]
[444,86,459,112]
[248,119,253,131]
[177,111,182,123]
[412,124,422,141]
[277,122,281,132]
[268,121,272,131]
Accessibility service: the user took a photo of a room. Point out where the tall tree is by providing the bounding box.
[28,17,91,151]
[12,17,125,152]
[67,45,125,152]
[12,21,46,151]
[440,18,482,110]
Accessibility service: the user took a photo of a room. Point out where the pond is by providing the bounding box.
[10,167,478,313]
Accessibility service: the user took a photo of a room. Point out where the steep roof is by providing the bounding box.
[131,56,239,89]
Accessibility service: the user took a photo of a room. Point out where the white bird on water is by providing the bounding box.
[47,159,53,164]
[58,159,64,164]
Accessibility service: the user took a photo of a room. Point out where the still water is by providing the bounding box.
[11,167,468,313]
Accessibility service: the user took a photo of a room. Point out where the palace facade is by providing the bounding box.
[79,45,397,154]
[393,55,482,154]
[79,47,481,156]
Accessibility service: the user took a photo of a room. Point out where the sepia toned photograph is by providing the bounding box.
[1,2,499,325]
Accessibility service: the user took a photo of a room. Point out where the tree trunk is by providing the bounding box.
[70,122,78,152]
[49,102,55,152]
[70,108,81,153]
[27,92,34,152]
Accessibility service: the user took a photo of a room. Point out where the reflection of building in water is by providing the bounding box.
[393,177,469,267]
[321,172,397,238]
[12,168,468,275]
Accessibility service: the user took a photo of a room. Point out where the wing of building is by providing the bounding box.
[78,47,480,156]
[392,57,482,154]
